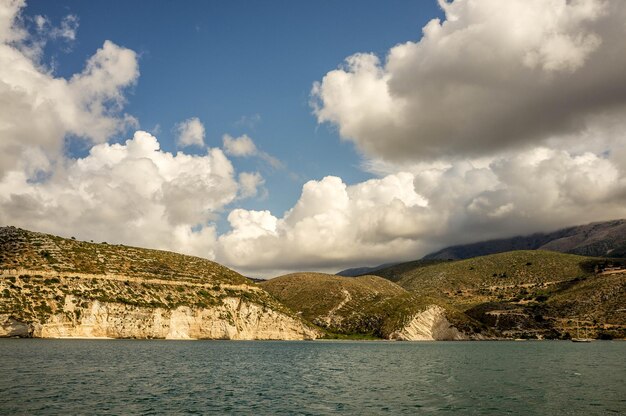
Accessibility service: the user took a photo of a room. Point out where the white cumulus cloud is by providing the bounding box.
[223,133,284,169]
[238,172,265,198]
[223,134,257,157]
[217,147,626,277]
[0,0,138,179]
[0,131,239,257]
[312,0,626,161]
[175,117,205,148]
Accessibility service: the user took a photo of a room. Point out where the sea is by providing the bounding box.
[0,339,624,415]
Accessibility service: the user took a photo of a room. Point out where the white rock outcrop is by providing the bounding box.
[1,295,319,340]
[389,305,468,341]
[0,315,31,337]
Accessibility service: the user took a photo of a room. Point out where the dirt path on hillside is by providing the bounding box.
[599,269,626,276]
[323,289,352,324]
[0,269,260,292]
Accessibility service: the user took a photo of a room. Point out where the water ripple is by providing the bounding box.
[0,340,624,415]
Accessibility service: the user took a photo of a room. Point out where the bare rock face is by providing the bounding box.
[389,305,468,341]
[0,227,321,340]
[2,295,319,340]
[0,315,31,337]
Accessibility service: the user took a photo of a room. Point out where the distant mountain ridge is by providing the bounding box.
[423,219,626,260]
[336,219,626,277]
[336,262,400,277]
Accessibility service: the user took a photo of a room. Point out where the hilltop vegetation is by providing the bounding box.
[393,250,591,299]
[373,250,626,339]
[0,226,247,285]
[260,272,487,339]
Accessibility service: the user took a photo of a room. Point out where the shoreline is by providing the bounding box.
[1,337,624,342]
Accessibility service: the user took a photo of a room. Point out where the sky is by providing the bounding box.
[1,0,626,278]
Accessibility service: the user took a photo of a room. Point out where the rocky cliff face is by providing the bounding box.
[0,271,320,340]
[0,315,30,337]
[0,227,322,340]
[388,306,469,341]
[0,296,317,340]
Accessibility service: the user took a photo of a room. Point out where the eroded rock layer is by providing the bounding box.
[0,271,319,340]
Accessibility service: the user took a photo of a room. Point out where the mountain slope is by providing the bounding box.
[0,227,319,340]
[336,262,400,277]
[423,219,626,260]
[374,250,626,339]
[260,272,486,340]
[396,251,592,297]
[0,226,246,285]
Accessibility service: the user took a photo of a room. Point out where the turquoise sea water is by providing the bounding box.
[0,339,624,415]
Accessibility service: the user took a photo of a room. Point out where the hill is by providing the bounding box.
[374,250,626,339]
[336,262,399,277]
[0,227,319,340]
[260,272,488,340]
[423,219,626,260]
[0,226,246,285]
[362,259,448,282]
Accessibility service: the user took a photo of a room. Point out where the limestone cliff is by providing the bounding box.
[0,296,316,340]
[0,315,30,337]
[0,271,320,340]
[0,227,320,340]
[389,306,472,341]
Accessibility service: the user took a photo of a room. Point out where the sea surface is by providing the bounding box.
[0,339,624,415]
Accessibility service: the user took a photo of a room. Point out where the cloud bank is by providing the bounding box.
[0,1,261,259]
[2,0,626,278]
[312,0,626,161]
[222,0,626,276]
[216,147,626,276]
[0,131,241,256]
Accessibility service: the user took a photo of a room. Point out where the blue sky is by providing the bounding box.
[26,0,443,218]
[3,0,625,277]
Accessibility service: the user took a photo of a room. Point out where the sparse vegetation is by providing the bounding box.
[0,226,248,285]
[0,226,307,334]
[2,226,623,340]
[372,250,626,339]
[261,272,476,338]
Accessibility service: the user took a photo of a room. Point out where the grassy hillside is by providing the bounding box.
[0,227,312,337]
[547,273,626,333]
[0,226,247,285]
[261,272,454,338]
[368,259,448,282]
[395,250,591,300]
[374,250,626,339]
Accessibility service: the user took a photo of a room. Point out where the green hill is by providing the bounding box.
[3,226,622,340]
[0,226,247,285]
[374,250,626,339]
[394,250,591,299]
[260,272,474,338]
